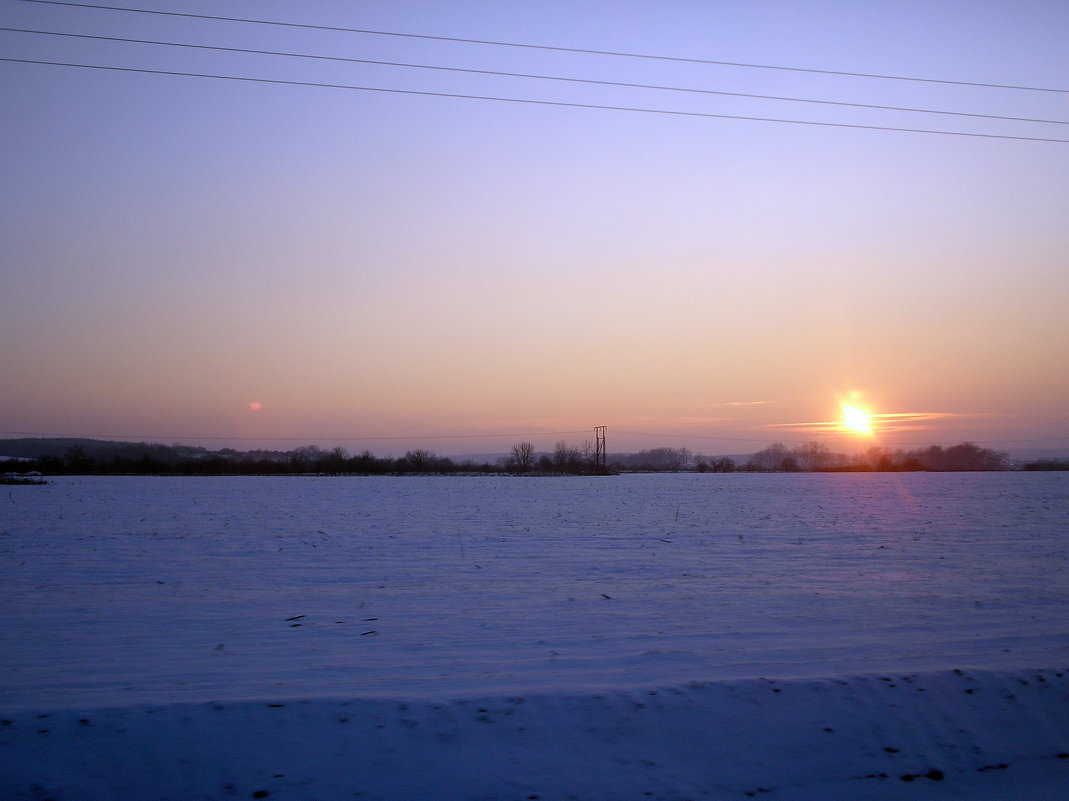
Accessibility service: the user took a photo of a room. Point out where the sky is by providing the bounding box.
[2,0,1068,456]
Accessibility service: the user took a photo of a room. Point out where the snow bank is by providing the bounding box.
[3,669,1067,800]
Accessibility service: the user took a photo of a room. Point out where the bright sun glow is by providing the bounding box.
[841,403,873,435]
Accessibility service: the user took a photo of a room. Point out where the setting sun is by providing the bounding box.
[841,403,873,435]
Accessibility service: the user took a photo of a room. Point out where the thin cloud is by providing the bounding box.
[765,412,976,434]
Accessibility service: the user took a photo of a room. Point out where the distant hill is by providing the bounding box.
[0,438,208,462]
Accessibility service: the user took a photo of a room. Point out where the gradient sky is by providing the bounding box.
[2,0,1067,455]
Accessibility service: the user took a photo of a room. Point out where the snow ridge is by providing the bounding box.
[3,668,1067,801]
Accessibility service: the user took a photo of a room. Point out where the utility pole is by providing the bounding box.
[594,426,606,473]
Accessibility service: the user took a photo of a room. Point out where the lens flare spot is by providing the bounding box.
[841,403,873,435]
[248,401,263,411]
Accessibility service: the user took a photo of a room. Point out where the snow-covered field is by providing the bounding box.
[2,473,1067,799]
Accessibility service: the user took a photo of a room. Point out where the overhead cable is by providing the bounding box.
[614,430,1069,446]
[6,26,1067,127]
[5,428,1062,446]
[4,58,1067,143]
[17,0,1069,94]
[0,429,592,441]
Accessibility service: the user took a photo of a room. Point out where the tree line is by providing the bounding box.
[740,441,1010,472]
[2,438,1055,476]
[7,444,500,476]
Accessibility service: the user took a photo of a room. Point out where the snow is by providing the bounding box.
[2,473,1067,799]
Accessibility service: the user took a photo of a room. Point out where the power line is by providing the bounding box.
[0,429,591,442]
[18,0,1069,94]
[7,26,1066,128]
[617,430,788,443]
[4,428,1063,448]
[5,58,1067,143]
[615,429,1069,446]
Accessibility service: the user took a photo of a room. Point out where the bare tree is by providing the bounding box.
[676,447,691,471]
[710,456,736,472]
[797,441,830,471]
[580,439,594,469]
[324,446,350,473]
[748,442,790,471]
[510,441,534,473]
[404,449,434,472]
[553,440,570,473]
[289,444,323,471]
